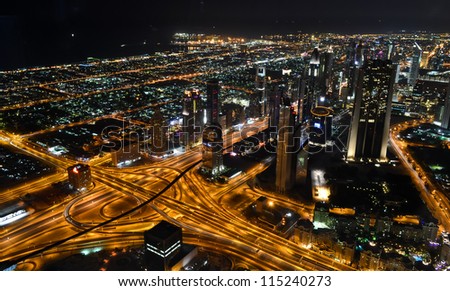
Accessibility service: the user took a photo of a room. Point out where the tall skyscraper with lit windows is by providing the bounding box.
[182,88,201,147]
[442,79,450,130]
[318,48,334,104]
[205,79,220,125]
[255,66,268,116]
[409,42,422,86]
[344,41,363,109]
[149,107,168,154]
[276,106,296,193]
[347,59,396,162]
[201,79,224,176]
[300,47,321,122]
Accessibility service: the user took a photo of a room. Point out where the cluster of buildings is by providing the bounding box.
[0,146,53,188]
[4,31,450,270]
[294,209,441,270]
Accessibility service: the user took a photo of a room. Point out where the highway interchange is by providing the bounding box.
[0,115,354,270]
[3,44,449,271]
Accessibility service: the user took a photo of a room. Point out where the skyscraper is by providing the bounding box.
[301,47,321,122]
[309,106,333,147]
[420,51,430,68]
[318,48,334,104]
[344,41,363,109]
[347,59,396,162]
[276,106,296,193]
[201,79,224,176]
[442,79,450,130]
[409,42,422,86]
[182,88,201,147]
[205,79,220,125]
[149,107,168,154]
[255,66,268,116]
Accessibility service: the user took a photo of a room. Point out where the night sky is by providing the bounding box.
[2,0,450,69]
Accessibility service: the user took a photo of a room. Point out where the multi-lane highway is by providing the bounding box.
[1,122,355,271]
[0,45,357,271]
[390,119,450,231]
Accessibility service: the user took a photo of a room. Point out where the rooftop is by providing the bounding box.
[145,220,181,241]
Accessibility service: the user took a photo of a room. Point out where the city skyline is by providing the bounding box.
[1,4,450,273]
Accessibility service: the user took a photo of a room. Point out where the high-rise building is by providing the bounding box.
[309,47,320,77]
[276,106,296,193]
[343,41,363,110]
[182,88,202,147]
[298,78,307,123]
[318,48,334,103]
[409,42,422,86]
[301,47,321,122]
[201,125,224,176]
[410,79,448,117]
[144,220,182,271]
[309,106,333,147]
[67,164,91,191]
[442,80,450,129]
[255,66,267,116]
[149,107,168,154]
[355,41,365,67]
[268,82,283,129]
[281,68,300,103]
[347,59,396,162]
[420,51,430,68]
[387,42,394,60]
[205,79,221,125]
[201,79,224,177]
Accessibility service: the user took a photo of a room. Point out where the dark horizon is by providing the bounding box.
[2,0,450,69]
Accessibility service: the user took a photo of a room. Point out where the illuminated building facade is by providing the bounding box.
[201,79,224,176]
[205,79,221,125]
[275,106,296,193]
[67,164,91,191]
[318,48,334,105]
[442,79,450,129]
[201,125,224,176]
[303,47,320,120]
[182,88,202,147]
[111,143,141,167]
[410,79,448,117]
[149,107,168,154]
[309,106,333,147]
[409,42,422,86]
[420,51,430,68]
[255,66,268,116]
[344,41,363,109]
[347,59,396,162]
[144,220,182,271]
[300,47,321,122]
